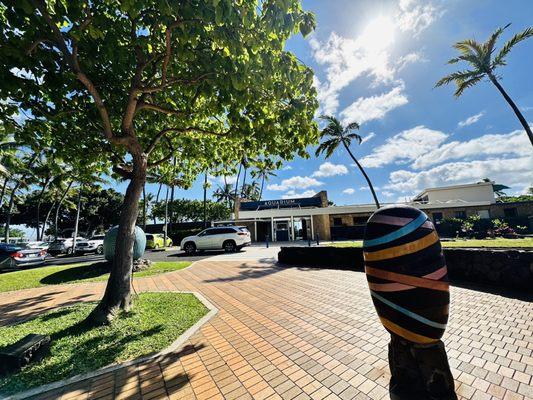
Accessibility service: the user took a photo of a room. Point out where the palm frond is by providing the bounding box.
[493,26,533,68]
[454,39,486,57]
[345,121,360,131]
[454,75,484,97]
[345,132,362,144]
[435,69,480,87]
[484,23,511,58]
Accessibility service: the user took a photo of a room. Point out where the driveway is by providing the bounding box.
[0,252,531,400]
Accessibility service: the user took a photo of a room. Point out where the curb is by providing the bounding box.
[4,290,218,400]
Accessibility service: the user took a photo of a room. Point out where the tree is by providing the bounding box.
[213,182,235,209]
[479,178,510,198]
[151,198,230,224]
[2,0,318,324]
[436,24,533,146]
[316,116,380,209]
[241,181,261,201]
[252,161,277,200]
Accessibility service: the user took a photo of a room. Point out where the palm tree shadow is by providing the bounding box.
[40,261,111,285]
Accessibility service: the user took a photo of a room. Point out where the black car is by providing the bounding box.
[0,243,47,271]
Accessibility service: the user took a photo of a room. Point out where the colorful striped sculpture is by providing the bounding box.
[363,205,450,344]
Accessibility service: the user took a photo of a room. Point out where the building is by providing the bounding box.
[215,182,533,241]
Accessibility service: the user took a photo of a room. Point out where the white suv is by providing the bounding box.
[180,226,251,255]
[75,235,105,255]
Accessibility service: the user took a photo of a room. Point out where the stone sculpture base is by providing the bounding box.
[388,334,457,400]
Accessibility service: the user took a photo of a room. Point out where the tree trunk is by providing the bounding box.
[343,141,381,209]
[86,154,147,325]
[203,171,208,228]
[55,181,73,239]
[233,163,242,209]
[260,175,265,200]
[164,184,169,247]
[489,74,533,146]
[70,187,82,255]
[142,185,147,230]
[41,201,56,241]
[154,182,162,224]
[36,177,52,241]
[241,167,247,198]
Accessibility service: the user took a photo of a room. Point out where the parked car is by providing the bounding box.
[0,243,47,271]
[26,241,50,251]
[146,233,173,250]
[75,235,105,255]
[180,226,251,255]
[47,237,86,256]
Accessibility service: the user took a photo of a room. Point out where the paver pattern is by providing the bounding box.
[0,257,531,400]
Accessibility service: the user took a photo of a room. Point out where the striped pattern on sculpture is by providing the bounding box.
[363,206,450,344]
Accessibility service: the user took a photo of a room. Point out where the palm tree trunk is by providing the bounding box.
[70,187,82,255]
[241,167,247,197]
[164,185,169,246]
[142,185,147,230]
[0,178,8,209]
[42,201,56,241]
[342,141,380,209]
[233,163,242,208]
[203,171,208,228]
[260,175,265,200]
[168,157,176,233]
[55,180,73,239]
[36,177,52,240]
[154,182,162,224]
[489,74,533,146]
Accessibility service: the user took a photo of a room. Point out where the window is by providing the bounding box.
[432,212,443,224]
[215,228,236,234]
[353,217,367,225]
[504,208,518,218]
[454,211,467,219]
[333,218,342,226]
[477,210,490,219]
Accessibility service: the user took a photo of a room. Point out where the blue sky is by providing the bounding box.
[145,0,533,205]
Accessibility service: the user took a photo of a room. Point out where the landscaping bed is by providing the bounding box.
[278,246,533,291]
[0,292,208,396]
[0,261,191,293]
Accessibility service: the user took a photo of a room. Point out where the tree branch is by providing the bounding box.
[145,126,230,155]
[135,102,185,117]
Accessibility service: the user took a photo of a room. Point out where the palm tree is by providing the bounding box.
[213,182,234,209]
[316,115,380,209]
[436,24,533,146]
[241,181,261,201]
[253,163,277,200]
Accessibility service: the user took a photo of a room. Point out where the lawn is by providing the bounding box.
[0,292,208,396]
[0,261,191,294]
[327,237,533,248]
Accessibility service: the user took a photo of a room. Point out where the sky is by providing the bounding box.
[122,0,533,205]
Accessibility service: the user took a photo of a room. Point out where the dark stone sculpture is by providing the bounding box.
[363,205,457,400]
[0,334,51,376]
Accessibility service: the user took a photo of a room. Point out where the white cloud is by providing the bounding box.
[397,0,440,36]
[458,111,485,127]
[282,190,317,199]
[267,176,323,191]
[385,156,533,194]
[360,126,448,168]
[282,165,293,171]
[413,129,531,169]
[381,191,395,197]
[312,162,348,178]
[340,85,408,125]
[343,188,355,195]
[361,132,376,144]
[396,52,426,71]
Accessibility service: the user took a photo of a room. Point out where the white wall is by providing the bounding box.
[427,184,495,204]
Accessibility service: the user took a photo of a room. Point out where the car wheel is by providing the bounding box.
[155,243,160,250]
[183,242,196,255]
[96,245,104,255]
[66,247,73,256]
[223,240,237,253]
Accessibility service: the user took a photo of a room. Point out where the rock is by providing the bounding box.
[0,334,51,376]
[133,258,153,272]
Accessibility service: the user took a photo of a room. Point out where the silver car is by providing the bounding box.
[0,243,47,271]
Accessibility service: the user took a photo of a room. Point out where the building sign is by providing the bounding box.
[240,196,323,211]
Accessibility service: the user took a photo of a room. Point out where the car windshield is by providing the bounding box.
[238,227,250,232]
[91,236,104,240]
[53,239,66,244]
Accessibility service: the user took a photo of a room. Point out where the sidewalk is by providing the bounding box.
[0,258,531,400]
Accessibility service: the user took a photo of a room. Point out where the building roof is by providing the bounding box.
[413,181,493,201]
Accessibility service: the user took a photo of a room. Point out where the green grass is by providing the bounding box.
[0,261,191,294]
[327,237,533,248]
[0,292,208,396]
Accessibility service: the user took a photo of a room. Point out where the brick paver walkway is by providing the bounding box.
[0,259,532,400]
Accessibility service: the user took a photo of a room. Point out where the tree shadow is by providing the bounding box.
[203,260,290,283]
[40,261,111,285]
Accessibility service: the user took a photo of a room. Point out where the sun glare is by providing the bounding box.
[360,16,396,52]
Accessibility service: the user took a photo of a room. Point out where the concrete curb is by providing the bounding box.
[4,290,218,400]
